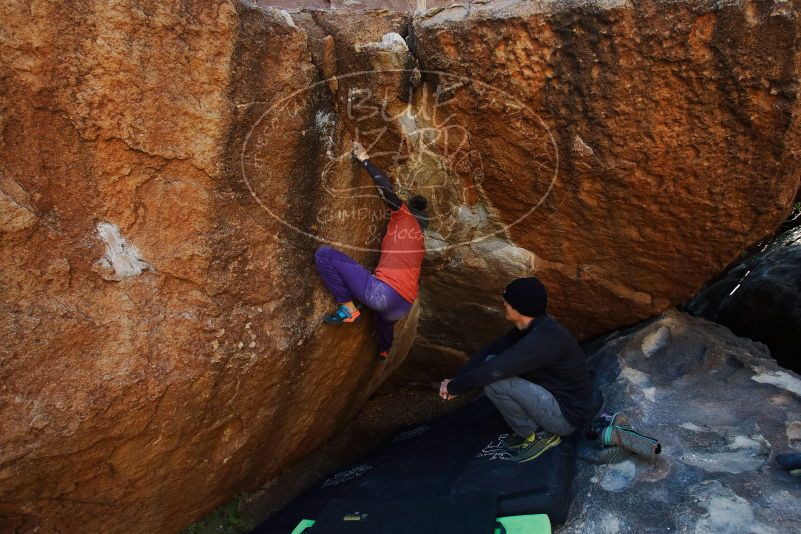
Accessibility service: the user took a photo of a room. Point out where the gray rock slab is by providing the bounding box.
[561,309,801,533]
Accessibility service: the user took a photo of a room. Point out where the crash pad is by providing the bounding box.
[288,513,551,534]
[254,396,577,533]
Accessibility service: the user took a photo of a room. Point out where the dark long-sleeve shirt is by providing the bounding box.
[447,314,593,428]
[363,159,402,210]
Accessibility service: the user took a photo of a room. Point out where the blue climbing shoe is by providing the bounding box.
[323,305,361,324]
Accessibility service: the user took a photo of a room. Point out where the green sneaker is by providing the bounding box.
[501,433,527,450]
[512,431,561,463]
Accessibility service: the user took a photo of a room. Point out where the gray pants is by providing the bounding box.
[483,356,576,437]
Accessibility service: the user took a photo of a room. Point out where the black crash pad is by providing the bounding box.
[253,396,577,534]
[304,492,498,534]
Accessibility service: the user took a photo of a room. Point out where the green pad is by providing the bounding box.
[291,513,550,534]
[495,514,551,534]
[290,519,316,534]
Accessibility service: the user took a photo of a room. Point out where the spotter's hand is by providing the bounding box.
[439,379,455,400]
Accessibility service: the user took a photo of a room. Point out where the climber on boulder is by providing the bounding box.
[439,277,593,463]
[314,141,428,361]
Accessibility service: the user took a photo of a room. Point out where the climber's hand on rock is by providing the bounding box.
[352,141,369,162]
[439,379,454,400]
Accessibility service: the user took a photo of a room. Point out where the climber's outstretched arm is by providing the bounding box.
[353,141,402,211]
[362,159,402,211]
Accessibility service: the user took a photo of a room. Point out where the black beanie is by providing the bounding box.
[503,277,547,317]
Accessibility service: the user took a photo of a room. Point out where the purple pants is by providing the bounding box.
[315,246,412,352]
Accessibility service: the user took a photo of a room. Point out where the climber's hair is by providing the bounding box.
[407,195,429,231]
[407,195,428,212]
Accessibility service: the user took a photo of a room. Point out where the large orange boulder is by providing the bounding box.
[0,2,417,532]
[407,0,801,363]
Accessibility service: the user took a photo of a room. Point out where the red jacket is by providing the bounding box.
[374,204,425,303]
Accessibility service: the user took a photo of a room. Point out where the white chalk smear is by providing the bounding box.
[277,10,296,28]
[681,434,767,474]
[599,513,622,534]
[641,325,670,357]
[692,481,777,534]
[94,222,151,280]
[360,32,409,53]
[599,460,636,492]
[751,370,801,397]
[620,367,650,387]
[728,435,763,450]
[378,32,408,51]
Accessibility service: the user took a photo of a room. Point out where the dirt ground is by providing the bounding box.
[184,387,478,533]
